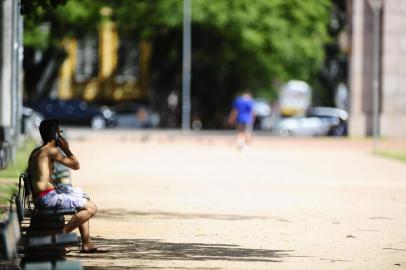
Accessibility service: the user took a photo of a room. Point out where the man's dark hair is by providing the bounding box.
[39,119,60,144]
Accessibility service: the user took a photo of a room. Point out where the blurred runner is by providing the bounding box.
[228,91,255,150]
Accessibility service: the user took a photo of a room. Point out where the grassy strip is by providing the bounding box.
[0,139,38,178]
[374,149,406,163]
[0,183,17,216]
[0,184,17,204]
[0,139,38,214]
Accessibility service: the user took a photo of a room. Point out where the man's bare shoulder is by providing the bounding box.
[43,145,60,158]
[29,146,42,159]
[30,145,59,159]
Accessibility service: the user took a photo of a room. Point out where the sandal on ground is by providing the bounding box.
[80,247,108,253]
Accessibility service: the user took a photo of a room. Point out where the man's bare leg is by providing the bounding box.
[237,130,245,149]
[244,130,252,145]
[63,201,96,234]
[78,220,96,251]
[62,201,105,251]
[77,219,107,252]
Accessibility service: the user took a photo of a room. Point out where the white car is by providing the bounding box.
[273,116,338,137]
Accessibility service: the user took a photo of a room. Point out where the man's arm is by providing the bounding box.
[228,108,238,126]
[51,137,80,170]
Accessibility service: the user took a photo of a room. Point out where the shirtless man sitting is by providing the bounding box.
[27,119,105,253]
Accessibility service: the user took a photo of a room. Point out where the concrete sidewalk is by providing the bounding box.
[65,130,406,269]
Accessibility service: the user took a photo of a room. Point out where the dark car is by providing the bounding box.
[26,99,117,129]
[111,102,160,128]
[306,107,348,136]
[22,106,44,135]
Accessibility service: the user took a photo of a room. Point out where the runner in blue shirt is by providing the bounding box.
[228,91,255,149]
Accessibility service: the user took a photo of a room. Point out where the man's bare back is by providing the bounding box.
[28,129,80,196]
[28,145,59,196]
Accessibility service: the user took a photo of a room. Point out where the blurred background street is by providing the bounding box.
[63,129,406,269]
[1,0,406,269]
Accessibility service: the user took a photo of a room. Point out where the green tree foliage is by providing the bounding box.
[108,0,332,127]
[20,0,68,16]
[23,0,102,48]
[23,0,103,101]
[23,0,332,127]
[111,0,331,86]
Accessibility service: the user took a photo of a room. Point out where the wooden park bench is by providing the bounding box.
[18,172,77,234]
[1,198,82,270]
[16,172,81,260]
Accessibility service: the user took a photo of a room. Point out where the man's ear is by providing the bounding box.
[54,132,60,146]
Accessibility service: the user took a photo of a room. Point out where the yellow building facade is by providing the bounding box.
[58,10,151,103]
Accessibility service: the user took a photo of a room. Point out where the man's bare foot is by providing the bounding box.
[81,243,108,253]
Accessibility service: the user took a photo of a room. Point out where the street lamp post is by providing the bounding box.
[182,0,191,131]
[367,0,383,150]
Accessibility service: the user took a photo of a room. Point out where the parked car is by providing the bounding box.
[273,116,337,137]
[22,106,43,134]
[111,102,160,128]
[306,107,348,136]
[26,99,117,129]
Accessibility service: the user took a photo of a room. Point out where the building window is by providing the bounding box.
[75,37,98,82]
[115,37,138,83]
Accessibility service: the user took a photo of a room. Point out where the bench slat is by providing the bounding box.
[55,233,78,246]
[24,262,53,270]
[55,260,83,270]
[28,233,78,248]
[36,208,77,216]
[28,235,52,248]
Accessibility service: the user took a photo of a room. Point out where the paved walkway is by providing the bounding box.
[65,130,406,269]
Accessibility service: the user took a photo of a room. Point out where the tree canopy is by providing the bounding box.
[108,0,331,94]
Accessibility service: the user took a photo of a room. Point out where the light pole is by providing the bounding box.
[367,0,383,150]
[182,0,191,130]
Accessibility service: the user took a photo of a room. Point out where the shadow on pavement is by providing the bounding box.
[95,209,290,222]
[71,237,294,266]
[74,210,299,268]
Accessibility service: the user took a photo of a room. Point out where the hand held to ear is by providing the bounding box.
[58,134,73,157]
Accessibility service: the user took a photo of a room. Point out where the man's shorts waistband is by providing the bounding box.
[38,188,55,198]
